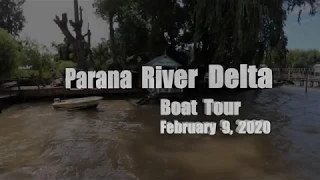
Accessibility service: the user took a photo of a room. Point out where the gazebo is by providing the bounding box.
[144,54,182,69]
[143,54,184,94]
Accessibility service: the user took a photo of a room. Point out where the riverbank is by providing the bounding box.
[0,80,298,100]
[0,86,145,113]
[1,83,316,113]
[0,86,144,99]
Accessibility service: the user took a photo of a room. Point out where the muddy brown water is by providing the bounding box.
[0,86,320,180]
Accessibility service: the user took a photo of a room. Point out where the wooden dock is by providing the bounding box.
[272,68,320,87]
[0,93,19,99]
[0,85,143,99]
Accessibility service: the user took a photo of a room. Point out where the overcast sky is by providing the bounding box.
[21,0,109,47]
[21,0,320,50]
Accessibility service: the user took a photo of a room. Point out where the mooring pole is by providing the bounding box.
[305,68,308,93]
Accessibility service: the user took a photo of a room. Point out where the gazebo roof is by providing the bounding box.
[144,55,182,67]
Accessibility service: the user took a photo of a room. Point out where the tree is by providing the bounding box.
[284,49,320,68]
[52,40,74,61]
[0,0,26,37]
[92,0,319,71]
[91,40,111,69]
[93,0,125,66]
[54,0,89,70]
[0,28,20,79]
[18,38,54,80]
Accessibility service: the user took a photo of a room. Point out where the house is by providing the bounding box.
[313,64,320,73]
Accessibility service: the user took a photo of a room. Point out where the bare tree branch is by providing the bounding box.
[53,13,75,42]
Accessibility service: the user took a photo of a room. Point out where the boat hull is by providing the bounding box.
[53,103,99,110]
[52,96,103,110]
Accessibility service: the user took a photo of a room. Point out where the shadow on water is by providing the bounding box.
[0,86,320,179]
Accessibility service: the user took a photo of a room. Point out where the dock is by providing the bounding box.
[0,85,143,100]
[272,68,320,87]
[0,93,19,99]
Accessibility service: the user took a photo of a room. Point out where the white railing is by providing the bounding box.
[271,68,314,72]
[202,68,320,82]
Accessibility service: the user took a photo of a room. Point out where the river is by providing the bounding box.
[0,86,319,180]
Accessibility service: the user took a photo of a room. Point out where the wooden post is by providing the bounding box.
[305,68,308,93]
[17,78,21,91]
[37,77,40,90]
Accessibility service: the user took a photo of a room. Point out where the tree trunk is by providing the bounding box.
[109,13,117,65]
[53,0,88,71]
[73,1,87,70]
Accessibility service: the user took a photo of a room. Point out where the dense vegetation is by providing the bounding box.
[0,0,26,37]
[0,0,319,81]
[0,28,20,79]
[285,49,320,68]
[0,28,76,81]
[92,0,318,69]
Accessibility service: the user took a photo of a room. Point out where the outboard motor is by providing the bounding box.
[54,98,61,103]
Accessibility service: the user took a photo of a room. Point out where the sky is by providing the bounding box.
[20,0,109,47]
[21,0,320,50]
[285,10,320,49]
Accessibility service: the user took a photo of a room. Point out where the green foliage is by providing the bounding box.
[92,0,317,69]
[93,0,194,67]
[11,40,76,80]
[93,0,125,18]
[93,0,125,65]
[91,40,111,69]
[0,28,19,79]
[54,60,76,75]
[286,49,320,68]
[0,0,26,37]
[51,41,74,61]
[263,49,320,68]
[10,38,55,80]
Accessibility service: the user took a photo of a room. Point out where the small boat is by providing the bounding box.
[52,96,103,110]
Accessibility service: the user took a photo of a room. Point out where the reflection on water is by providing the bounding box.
[0,86,320,180]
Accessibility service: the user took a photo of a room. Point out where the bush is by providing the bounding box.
[0,28,19,79]
[54,60,76,76]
